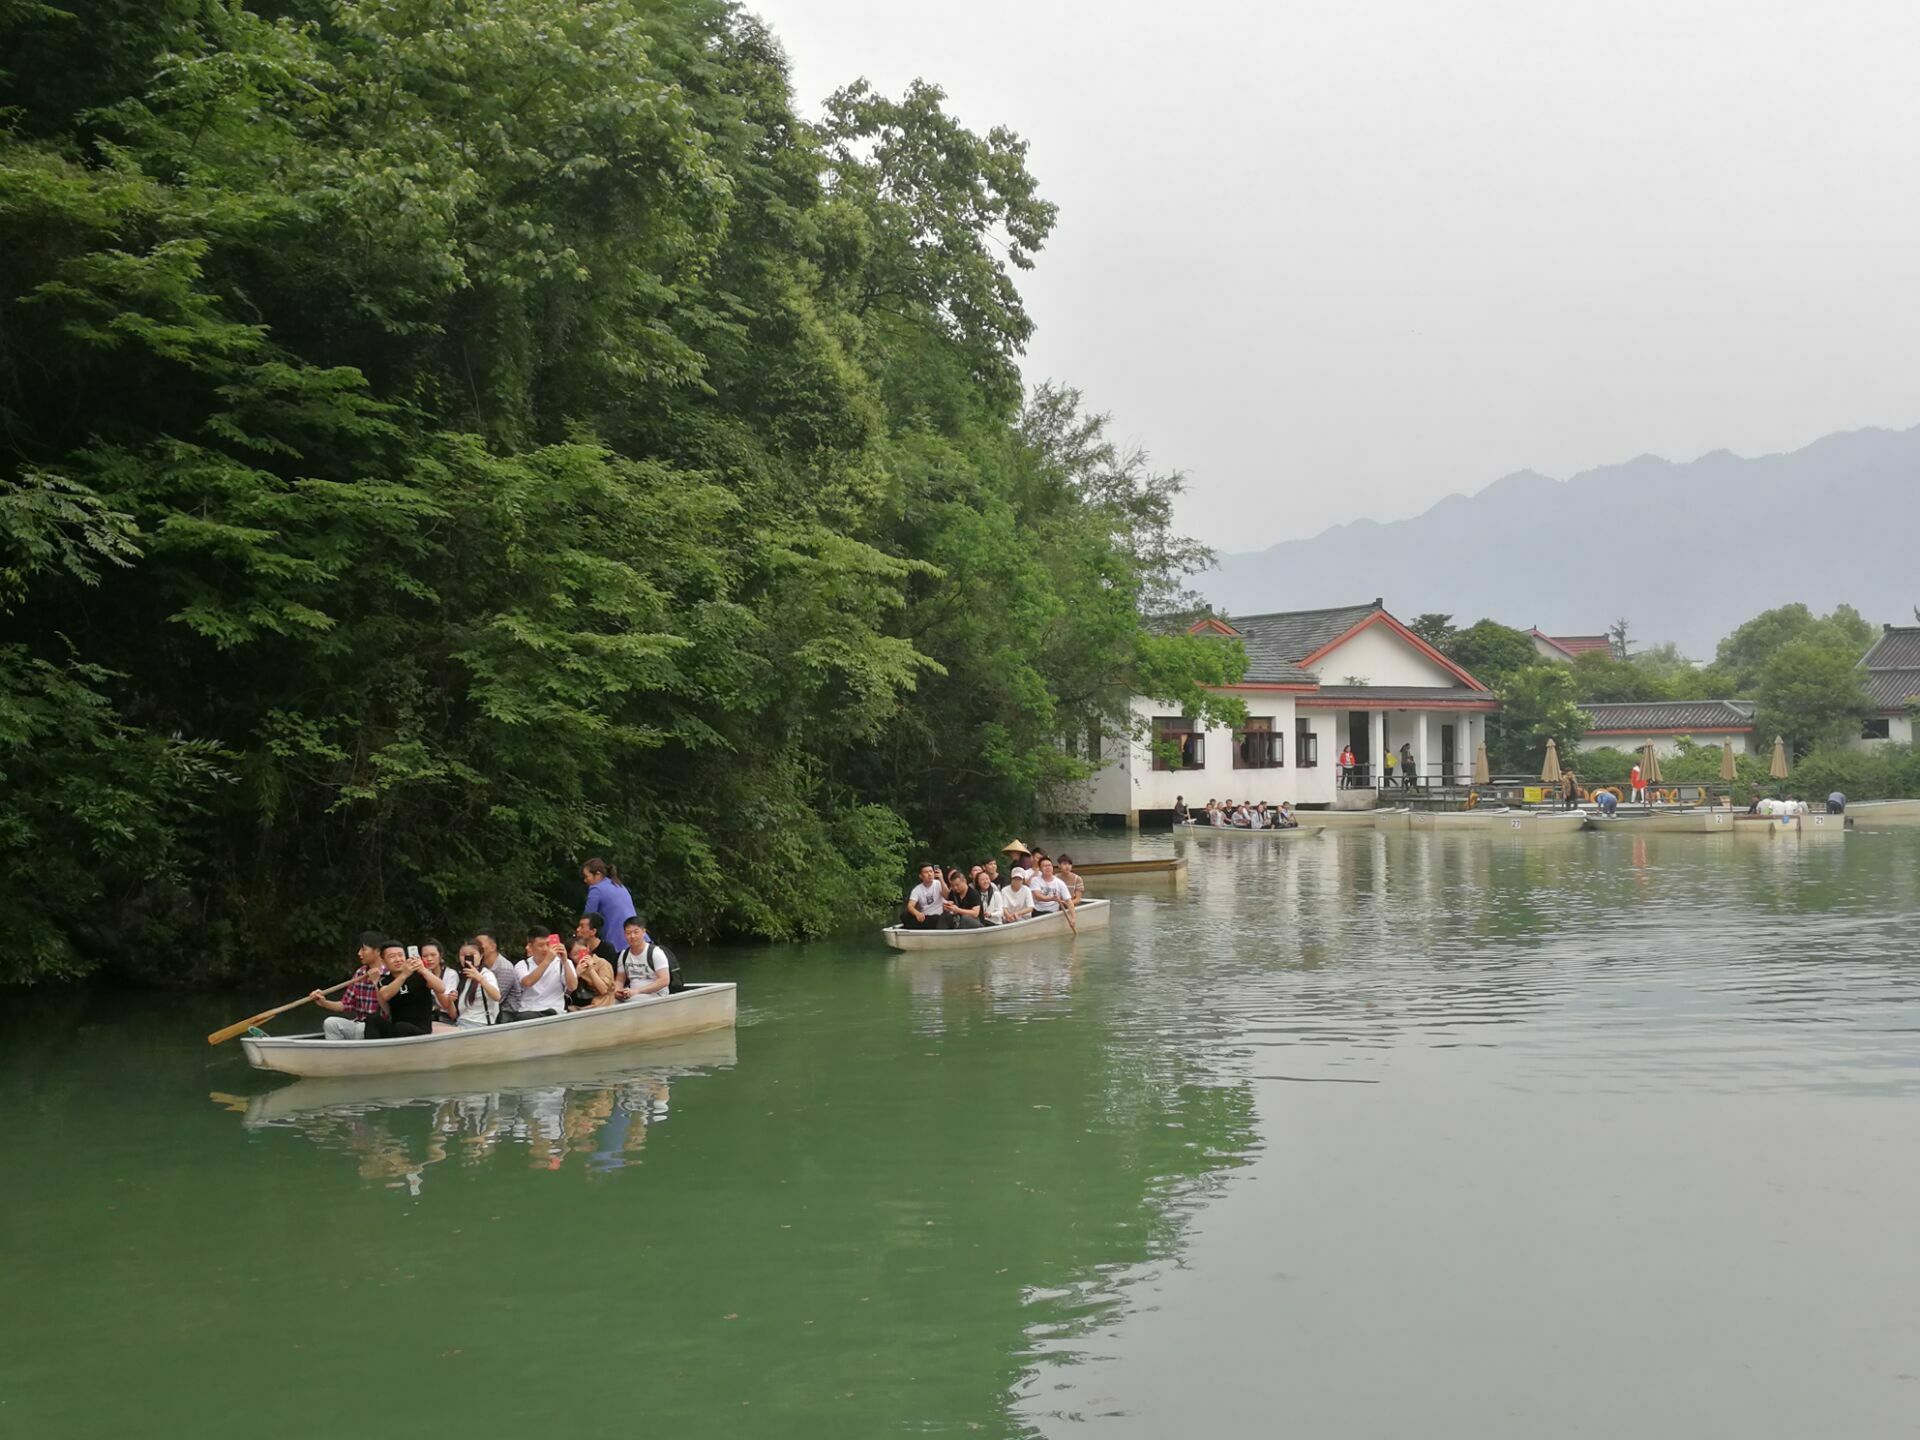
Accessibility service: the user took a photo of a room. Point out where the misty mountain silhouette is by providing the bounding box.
[1200,423,1920,655]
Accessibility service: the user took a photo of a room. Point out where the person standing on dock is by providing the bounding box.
[1562,769,1579,810]
[1339,744,1356,788]
[1382,747,1397,788]
[1399,743,1416,790]
[1629,763,1645,806]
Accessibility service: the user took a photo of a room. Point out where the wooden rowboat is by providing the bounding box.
[1176,821,1324,839]
[1072,857,1188,889]
[882,898,1110,952]
[240,983,737,1079]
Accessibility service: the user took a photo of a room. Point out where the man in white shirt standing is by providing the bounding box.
[905,864,946,932]
[507,930,574,1022]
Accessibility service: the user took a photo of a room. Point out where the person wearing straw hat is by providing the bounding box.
[1001,839,1033,882]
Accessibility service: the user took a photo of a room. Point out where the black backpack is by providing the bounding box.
[652,940,685,993]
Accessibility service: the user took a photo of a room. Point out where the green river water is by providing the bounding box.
[5,825,1920,1437]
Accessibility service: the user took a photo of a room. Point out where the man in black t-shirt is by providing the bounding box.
[574,913,621,965]
[365,941,439,1038]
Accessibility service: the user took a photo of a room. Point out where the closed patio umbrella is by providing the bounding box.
[1472,741,1490,785]
[1769,736,1790,780]
[1641,740,1664,788]
[1719,740,1737,805]
[1540,738,1562,784]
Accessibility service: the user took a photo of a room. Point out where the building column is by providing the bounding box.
[1414,711,1429,789]
[1369,709,1384,788]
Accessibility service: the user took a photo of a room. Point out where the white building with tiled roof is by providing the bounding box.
[1853,625,1920,749]
[1080,600,1499,824]
[1578,700,1757,757]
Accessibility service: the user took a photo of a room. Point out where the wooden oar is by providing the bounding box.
[206,980,350,1046]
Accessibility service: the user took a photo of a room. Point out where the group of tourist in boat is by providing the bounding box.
[1189,797,1301,829]
[307,860,680,1041]
[902,841,1083,932]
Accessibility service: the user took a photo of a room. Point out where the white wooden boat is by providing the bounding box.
[882,898,1110,952]
[1175,822,1325,839]
[1847,798,1920,826]
[1072,857,1188,889]
[1585,808,1739,834]
[1408,809,1588,834]
[224,1029,740,1126]
[240,983,737,1078]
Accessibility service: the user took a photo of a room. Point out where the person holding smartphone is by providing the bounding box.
[364,940,438,1038]
[504,930,573,1022]
[451,939,511,1027]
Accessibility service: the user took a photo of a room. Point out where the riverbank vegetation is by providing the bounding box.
[0,0,1237,984]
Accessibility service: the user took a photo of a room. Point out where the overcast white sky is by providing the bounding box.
[748,0,1920,552]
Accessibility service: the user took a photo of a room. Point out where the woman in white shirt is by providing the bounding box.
[450,938,511,1027]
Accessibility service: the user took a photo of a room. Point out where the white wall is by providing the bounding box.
[1308,621,1457,688]
[1850,715,1915,751]
[1580,732,1752,759]
[1084,691,1317,816]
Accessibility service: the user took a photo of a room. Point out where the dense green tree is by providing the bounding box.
[1489,664,1588,773]
[0,0,1231,983]
[1568,650,1664,703]
[1755,640,1873,756]
[1406,612,1457,652]
[1444,619,1537,689]
[1714,603,1876,692]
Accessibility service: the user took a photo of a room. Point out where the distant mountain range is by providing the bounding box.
[1199,423,1920,657]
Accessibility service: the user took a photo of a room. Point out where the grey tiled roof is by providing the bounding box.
[1308,685,1497,702]
[1581,700,1756,732]
[1864,669,1920,711]
[1224,602,1381,685]
[1861,628,1920,711]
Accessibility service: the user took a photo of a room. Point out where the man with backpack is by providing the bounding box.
[616,917,679,1001]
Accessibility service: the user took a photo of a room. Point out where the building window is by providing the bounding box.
[1295,717,1318,768]
[1152,716,1206,772]
[1862,717,1892,740]
[1233,716,1282,769]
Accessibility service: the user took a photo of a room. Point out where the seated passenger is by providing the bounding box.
[1056,855,1085,903]
[616,918,674,1001]
[1000,871,1036,923]
[311,931,388,1040]
[573,913,620,965]
[980,881,1007,925]
[418,939,459,1026]
[905,864,947,931]
[568,938,618,1009]
[979,859,1002,895]
[1029,858,1074,917]
[943,868,984,928]
[1209,801,1227,827]
[505,930,573,1022]
[366,940,440,1039]
[1249,804,1267,829]
[1277,801,1297,828]
[451,938,512,1027]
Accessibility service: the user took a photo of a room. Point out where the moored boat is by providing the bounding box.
[882,898,1110,952]
[1072,857,1188,889]
[1408,809,1588,834]
[240,983,738,1079]
[1585,808,1740,834]
[1846,798,1920,826]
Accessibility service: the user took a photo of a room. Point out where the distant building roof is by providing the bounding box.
[1532,629,1617,659]
[1860,626,1920,713]
[1580,700,1756,734]
[1302,684,1497,707]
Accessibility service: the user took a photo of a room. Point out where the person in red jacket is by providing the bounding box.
[1629,763,1646,805]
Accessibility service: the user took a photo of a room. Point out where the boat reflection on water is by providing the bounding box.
[210,1029,737,1190]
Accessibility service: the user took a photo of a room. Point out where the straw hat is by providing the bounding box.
[1001,839,1031,855]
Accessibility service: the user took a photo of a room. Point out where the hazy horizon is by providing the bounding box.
[749,0,1920,551]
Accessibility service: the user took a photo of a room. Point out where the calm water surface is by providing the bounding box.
[5,827,1919,1437]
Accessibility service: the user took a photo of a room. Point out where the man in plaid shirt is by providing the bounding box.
[311,932,388,1040]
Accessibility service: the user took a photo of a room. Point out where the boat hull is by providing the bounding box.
[1408,810,1589,834]
[1175,823,1324,839]
[240,983,737,1078]
[1073,858,1187,890]
[1847,799,1920,826]
[882,899,1110,952]
[1586,809,1741,834]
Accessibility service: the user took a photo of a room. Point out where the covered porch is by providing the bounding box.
[1300,688,1498,794]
